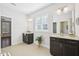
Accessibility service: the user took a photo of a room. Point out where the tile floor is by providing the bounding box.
[1,43,51,56]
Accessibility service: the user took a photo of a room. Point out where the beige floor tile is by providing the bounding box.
[1,43,51,56]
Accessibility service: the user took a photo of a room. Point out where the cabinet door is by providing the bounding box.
[50,38,64,56]
[64,43,78,56]
[28,34,33,43]
[1,37,11,48]
[50,39,56,55]
[54,41,63,56]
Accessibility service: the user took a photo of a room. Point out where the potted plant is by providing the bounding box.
[35,36,42,47]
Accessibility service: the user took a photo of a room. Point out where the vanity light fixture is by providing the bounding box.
[56,8,62,15]
[56,6,69,15]
[63,6,69,13]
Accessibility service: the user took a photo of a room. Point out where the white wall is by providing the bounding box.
[26,20,33,32]
[0,6,1,53]
[0,5,27,45]
[75,4,79,36]
[28,3,74,49]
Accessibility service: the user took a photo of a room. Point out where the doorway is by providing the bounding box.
[1,16,11,48]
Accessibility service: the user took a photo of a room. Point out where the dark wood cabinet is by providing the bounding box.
[1,36,11,48]
[64,43,78,56]
[50,37,79,56]
[50,38,64,56]
[23,33,33,44]
[1,16,11,48]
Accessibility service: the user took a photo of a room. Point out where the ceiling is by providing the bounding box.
[0,3,52,15]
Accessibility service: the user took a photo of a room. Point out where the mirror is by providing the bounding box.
[60,21,68,34]
[53,4,75,35]
[53,22,57,33]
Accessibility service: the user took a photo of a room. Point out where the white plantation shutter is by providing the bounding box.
[35,15,48,31]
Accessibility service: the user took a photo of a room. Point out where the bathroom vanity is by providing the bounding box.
[50,35,79,56]
[23,33,33,44]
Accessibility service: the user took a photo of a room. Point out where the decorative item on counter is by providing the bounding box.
[69,33,75,37]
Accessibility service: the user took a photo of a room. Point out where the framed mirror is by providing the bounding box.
[60,21,68,34]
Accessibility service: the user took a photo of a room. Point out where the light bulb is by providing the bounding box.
[28,19,33,21]
[63,7,69,13]
[56,9,62,15]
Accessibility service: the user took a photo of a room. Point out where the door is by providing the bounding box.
[63,41,78,56]
[1,16,11,48]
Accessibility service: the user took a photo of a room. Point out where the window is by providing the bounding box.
[43,24,48,30]
[35,15,48,31]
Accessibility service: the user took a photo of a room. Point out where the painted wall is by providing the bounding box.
[75,4,79,37]
[26,20,33,32]
[0,6,1,53]
[28,3,74,49]
[0,5,27,45]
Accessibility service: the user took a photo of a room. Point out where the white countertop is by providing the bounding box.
[51,34,79,41]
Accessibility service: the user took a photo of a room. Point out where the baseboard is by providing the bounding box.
[34,42,50,49]
[11,41,23,46]
[41,44,50,49]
